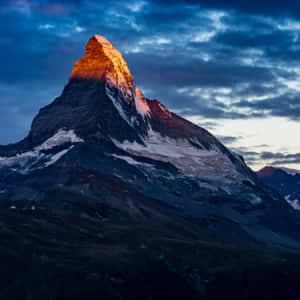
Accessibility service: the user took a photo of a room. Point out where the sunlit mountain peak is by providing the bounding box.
[71,35,134,100]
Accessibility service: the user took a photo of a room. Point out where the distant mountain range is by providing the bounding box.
[1,35,300,299]
[257,166,300,210]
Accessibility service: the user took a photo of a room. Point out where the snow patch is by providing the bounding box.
[0,129,83,173]
[111,127,243,183]
[248,194,262,205]
[285,195,300,210]
[134,87,150,118]
[198,182,219,192]
[106,85,133,127]
[113,128,218,159]
[158,103,167,112]
[112,154,152,167]
[44,146,74,167]
[36,129,83,151]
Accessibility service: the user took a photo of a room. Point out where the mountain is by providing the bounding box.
[1,35,300,299]
[257,166,300,210]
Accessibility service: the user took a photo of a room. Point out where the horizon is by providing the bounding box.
[1,0,300,170]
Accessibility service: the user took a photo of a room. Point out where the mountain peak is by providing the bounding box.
[257,166,300,178]
[70,35,134,100]
[93,34,111,46]
[257,166,277,178]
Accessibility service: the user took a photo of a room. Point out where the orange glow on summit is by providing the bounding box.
[70,35,134,100]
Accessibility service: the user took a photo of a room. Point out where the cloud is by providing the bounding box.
[35,3,73,16]
[216,135,241,145]
[231,147,300,169]
[150,0,300,18]
[0,0,300,149]
[234,93,300,121]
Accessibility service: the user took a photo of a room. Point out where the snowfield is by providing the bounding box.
[0,129,83,173]
[112,127,244,183]
[285,195,300,210]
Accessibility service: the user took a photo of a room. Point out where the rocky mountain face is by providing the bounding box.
[257,166,300,210]
[1,35,300,299]
[0,35,300,247]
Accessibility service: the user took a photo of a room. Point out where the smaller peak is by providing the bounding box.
[257,166,276,178]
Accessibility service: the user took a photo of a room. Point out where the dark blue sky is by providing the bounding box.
[2,0,300,169]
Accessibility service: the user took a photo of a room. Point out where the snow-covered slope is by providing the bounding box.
[112,127,245,182]
[134,87,151,118]
[0,129,83,174]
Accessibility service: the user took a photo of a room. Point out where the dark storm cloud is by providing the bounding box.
[235,94,300,120]
[151,0,300,18]
[261,152,300,166]
[213,16,300,64]
[196,121,218,130]
[232,148,300,167]
[128,52,276,88]
[215,29,292,51]
[216,135,240,145]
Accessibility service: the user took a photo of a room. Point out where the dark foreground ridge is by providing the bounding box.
[1,201,300,300]
[1,36,300,299]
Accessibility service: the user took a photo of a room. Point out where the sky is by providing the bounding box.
[1,0,300,170]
